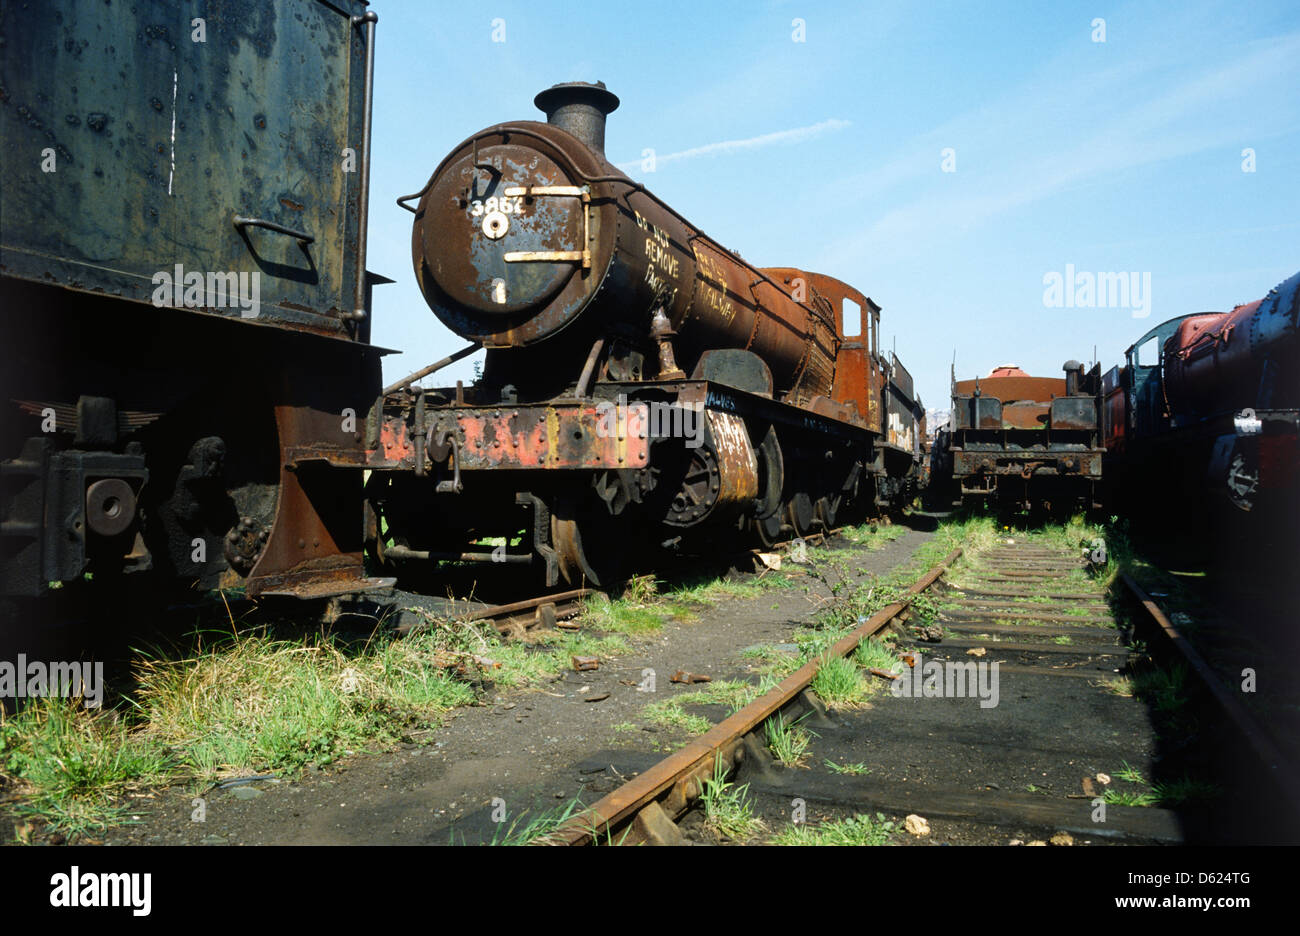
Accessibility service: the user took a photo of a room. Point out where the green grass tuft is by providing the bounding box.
[700,755,764,840]
[764,712,815,766]
[809,654,869,708]
[824,759,871,776]
[0,700,172,837]
[772,812,895,845]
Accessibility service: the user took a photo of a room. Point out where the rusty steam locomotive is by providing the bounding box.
[363,82,927,587]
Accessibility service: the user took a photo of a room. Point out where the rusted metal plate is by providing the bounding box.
[952,449,1103,478]
[1050,396,1098,431]
[374,420,414,465]
[376,403,650,471]
[1003,401,1049,429]
[458,405,649,469]
[247,396,380,599]
[954,376,1066,403]
[707,410,759,509]
[0,0,371,338]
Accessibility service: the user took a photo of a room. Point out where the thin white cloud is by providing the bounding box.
[613,118,851,172]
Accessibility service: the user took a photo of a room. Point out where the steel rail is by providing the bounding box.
[1121,573,1299,804]
[546,546,964,845]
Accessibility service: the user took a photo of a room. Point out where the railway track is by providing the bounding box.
[543,533,1296,846]
[390,527,848,640]
[392,588,593,638]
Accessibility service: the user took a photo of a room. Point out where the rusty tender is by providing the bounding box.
[1,0,392,603]
[933,361,1105,511]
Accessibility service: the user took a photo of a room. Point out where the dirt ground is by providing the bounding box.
[91,527,935,845]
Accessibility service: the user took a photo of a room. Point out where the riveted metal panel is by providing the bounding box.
[0,0,370,337]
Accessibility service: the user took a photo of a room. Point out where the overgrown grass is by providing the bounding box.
[577,593,672,636]
[853,637,902,674]
[134,629,479,776]
[1102,763,1220,808]
[809,654,869,708]
[772,812,894,845]
[0,701,172,837]
[764,712,815,766]
[641,680,757,736]
[700,755,764,840]
[1,609,632,839]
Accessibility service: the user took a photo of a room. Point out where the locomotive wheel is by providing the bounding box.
[665,445,721,527]
[754,511,784,548]
[752,426,785,548]
[815,494,839,531]
[787,492,815,538]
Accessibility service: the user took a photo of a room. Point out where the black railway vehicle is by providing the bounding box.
[932,361,1104,511]
[363,82,927,587]
[1103,270,1300,524]
[1,0,391,605]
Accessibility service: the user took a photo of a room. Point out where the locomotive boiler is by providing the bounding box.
[365,82,926,586]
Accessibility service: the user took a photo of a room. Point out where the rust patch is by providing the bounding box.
[954,375,1066,403]
[430,403,650,470]
[708,410,759,506]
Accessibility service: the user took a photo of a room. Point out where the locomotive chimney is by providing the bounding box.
[534,81,620,156]
[1063,360,1083,396]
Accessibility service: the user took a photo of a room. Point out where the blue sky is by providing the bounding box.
[365,0,1300,411]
